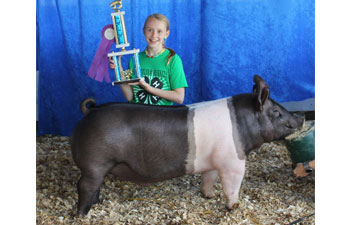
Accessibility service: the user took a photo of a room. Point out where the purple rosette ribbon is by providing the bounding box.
[88,24,115,82]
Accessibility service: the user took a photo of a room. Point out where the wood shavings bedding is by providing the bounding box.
[36,135,314,225]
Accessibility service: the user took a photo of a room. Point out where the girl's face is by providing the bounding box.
[143,18,169,49]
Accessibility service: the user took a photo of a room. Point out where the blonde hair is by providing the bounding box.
[143,14,175,65]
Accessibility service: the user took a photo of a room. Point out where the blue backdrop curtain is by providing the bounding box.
[37,0,315,136]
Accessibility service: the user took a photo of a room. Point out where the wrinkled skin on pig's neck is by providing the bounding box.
[231,94,300,155]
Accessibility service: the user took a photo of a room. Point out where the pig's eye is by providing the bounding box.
[272,108,281,117]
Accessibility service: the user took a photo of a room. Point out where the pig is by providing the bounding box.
[71,75,304,215]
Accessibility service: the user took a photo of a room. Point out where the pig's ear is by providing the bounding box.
[253,75,270,111]
[256,87,270,111]
[253,75,264,94]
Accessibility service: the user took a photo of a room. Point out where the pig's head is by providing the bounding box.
[232,75,305,153]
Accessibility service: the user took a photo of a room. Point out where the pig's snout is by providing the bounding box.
[291,112,305,129]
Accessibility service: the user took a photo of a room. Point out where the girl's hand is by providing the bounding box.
[108,56,115,69]
[128,78,150,90]
[109,55,123,69]
[136,78,151,90]
[293,163,308,177]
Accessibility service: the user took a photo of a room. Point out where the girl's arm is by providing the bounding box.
[120,83,134,101]
[127,79,185,104]
[138,80,185,104]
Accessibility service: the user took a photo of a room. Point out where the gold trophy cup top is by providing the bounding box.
[110,0,122,11]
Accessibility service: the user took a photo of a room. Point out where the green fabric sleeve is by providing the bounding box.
[168,54,188,90]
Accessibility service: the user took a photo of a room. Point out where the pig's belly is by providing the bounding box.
[110,163,176,185]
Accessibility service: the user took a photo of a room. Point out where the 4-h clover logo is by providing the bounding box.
[136,76,164,104]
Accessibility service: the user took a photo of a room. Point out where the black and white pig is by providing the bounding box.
[71,75,304,215]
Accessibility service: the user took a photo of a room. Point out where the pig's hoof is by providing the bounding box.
[92,198,101,205]
[225,203,239,211]
[201,192,215,199]
[77,207,90,216]
[77,211,86,217]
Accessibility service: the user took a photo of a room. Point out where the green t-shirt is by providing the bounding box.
[129,49,188,105]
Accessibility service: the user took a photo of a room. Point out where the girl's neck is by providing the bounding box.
[146,46,165,57]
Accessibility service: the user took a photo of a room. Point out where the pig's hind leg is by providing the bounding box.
[91,189,101,204]
[201,170,218,198]
[77,162,114,215]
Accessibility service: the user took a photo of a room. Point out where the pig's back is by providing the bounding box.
[72,103,192,179]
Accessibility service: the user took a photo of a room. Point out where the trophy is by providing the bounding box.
[88,0,142,85]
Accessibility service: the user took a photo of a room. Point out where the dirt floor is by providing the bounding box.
[36,135,314,225]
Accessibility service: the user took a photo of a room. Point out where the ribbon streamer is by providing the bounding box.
[88,24,115,82]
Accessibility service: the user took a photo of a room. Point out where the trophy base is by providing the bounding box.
[112,78,141,86]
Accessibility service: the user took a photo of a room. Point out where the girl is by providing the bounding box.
[109,13,188,105]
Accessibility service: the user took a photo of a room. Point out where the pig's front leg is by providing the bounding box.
[219,160,246,210]
[201,170,218,198]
